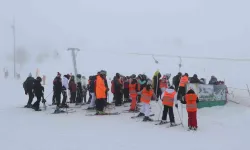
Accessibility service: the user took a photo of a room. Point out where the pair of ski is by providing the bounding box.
[85,112,120,116]
[51,108,76,114]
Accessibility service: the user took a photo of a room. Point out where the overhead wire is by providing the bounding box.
[82,49,250,62]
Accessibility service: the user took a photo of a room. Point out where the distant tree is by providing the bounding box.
[6,47,30,69]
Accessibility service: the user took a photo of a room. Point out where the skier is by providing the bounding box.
[129,75,138,111]
[137,74,147,103]
[209,76,218,85]
[114,73,123,106]
[53,72,62,111]
[82,84,87,104]
[181,89,199,130]
[87,76,92,104]
[190,74,201,84]
[159,86,178,126]
[61,74,70,108]
[95,70,108,114]
[23,73,35,108]
[172,72,182,92]
[32,76,45,111]
[152,71,162,99]
[160,75,168,96]
[75,74,83,105]
[123,77,130,103]
[177,73,189,101]
[4,69,8,79]
[68,75,77,103]
[136,80,156,121]
[111,79,115,103]
[88,75,96,109]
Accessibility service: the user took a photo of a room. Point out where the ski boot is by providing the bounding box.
[159,120,168,125]
[170,122,177,127]
[24,104,33,108]
[137,112,145,117]
[95,111,106,115]
[54,106,62,114]
[142,116,153,122]
[60,103,69,108]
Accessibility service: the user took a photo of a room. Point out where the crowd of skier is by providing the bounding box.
[22,70,223,130]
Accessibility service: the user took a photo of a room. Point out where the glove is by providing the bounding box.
[156,98,159,102]
[42,99,46,103]
[175,104,178,108]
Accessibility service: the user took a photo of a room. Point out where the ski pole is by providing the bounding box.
[45,91,53,99]
[176,106,184,128]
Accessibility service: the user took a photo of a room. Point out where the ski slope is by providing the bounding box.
[0,78,249,150]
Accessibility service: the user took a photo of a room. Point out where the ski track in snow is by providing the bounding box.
[0,79,249,150]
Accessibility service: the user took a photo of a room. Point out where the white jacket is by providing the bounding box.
[161,88,178,105]
[62,76,69,89]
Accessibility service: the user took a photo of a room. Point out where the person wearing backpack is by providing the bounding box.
[23,73,35,108]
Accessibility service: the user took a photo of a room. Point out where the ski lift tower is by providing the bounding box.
[67,48,80,76]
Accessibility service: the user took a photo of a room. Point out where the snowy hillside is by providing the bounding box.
[1,78,249,150]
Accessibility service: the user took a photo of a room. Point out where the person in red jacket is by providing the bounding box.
[181,89,199,130]
[68,76,77,103]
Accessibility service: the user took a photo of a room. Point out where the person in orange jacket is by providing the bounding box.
[181,89,199,130]
[159,86,178,126]
[136,80,156,121]
[129,76,138,111]
[177,73,189,101]
[95,70,108,115]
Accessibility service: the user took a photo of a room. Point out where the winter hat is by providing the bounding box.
[57,72,61,77]
[184,73,189,77]
[36,76,42,82]
[193,74,198,78]
[100,70,107,76]
[116,73,120,78]
[28,73,32,77]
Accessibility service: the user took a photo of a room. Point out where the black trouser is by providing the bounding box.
[96,99,105,112]
[123,88,129,99]
[177,86,186,100]
[137,95,141,103]
[52,92,56,104]
[83,94,86,103]
[162,105,175,123]
[62,90,67,105]
[70,92,76,103]
[55,92,61,107]
[76,91,82,103]
[88,92,92,103]
[27,91,34,105]
[115,92,122,105]
[33,96,41,110]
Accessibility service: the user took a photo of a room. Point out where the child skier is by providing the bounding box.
[136,80,156,121]
[159,86,178,126]
[129,76,138,111]
[181,89,199,130]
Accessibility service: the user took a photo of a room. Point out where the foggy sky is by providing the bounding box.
[1,0,250,88]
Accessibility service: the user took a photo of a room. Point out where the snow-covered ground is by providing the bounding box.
[1,78,249,150]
